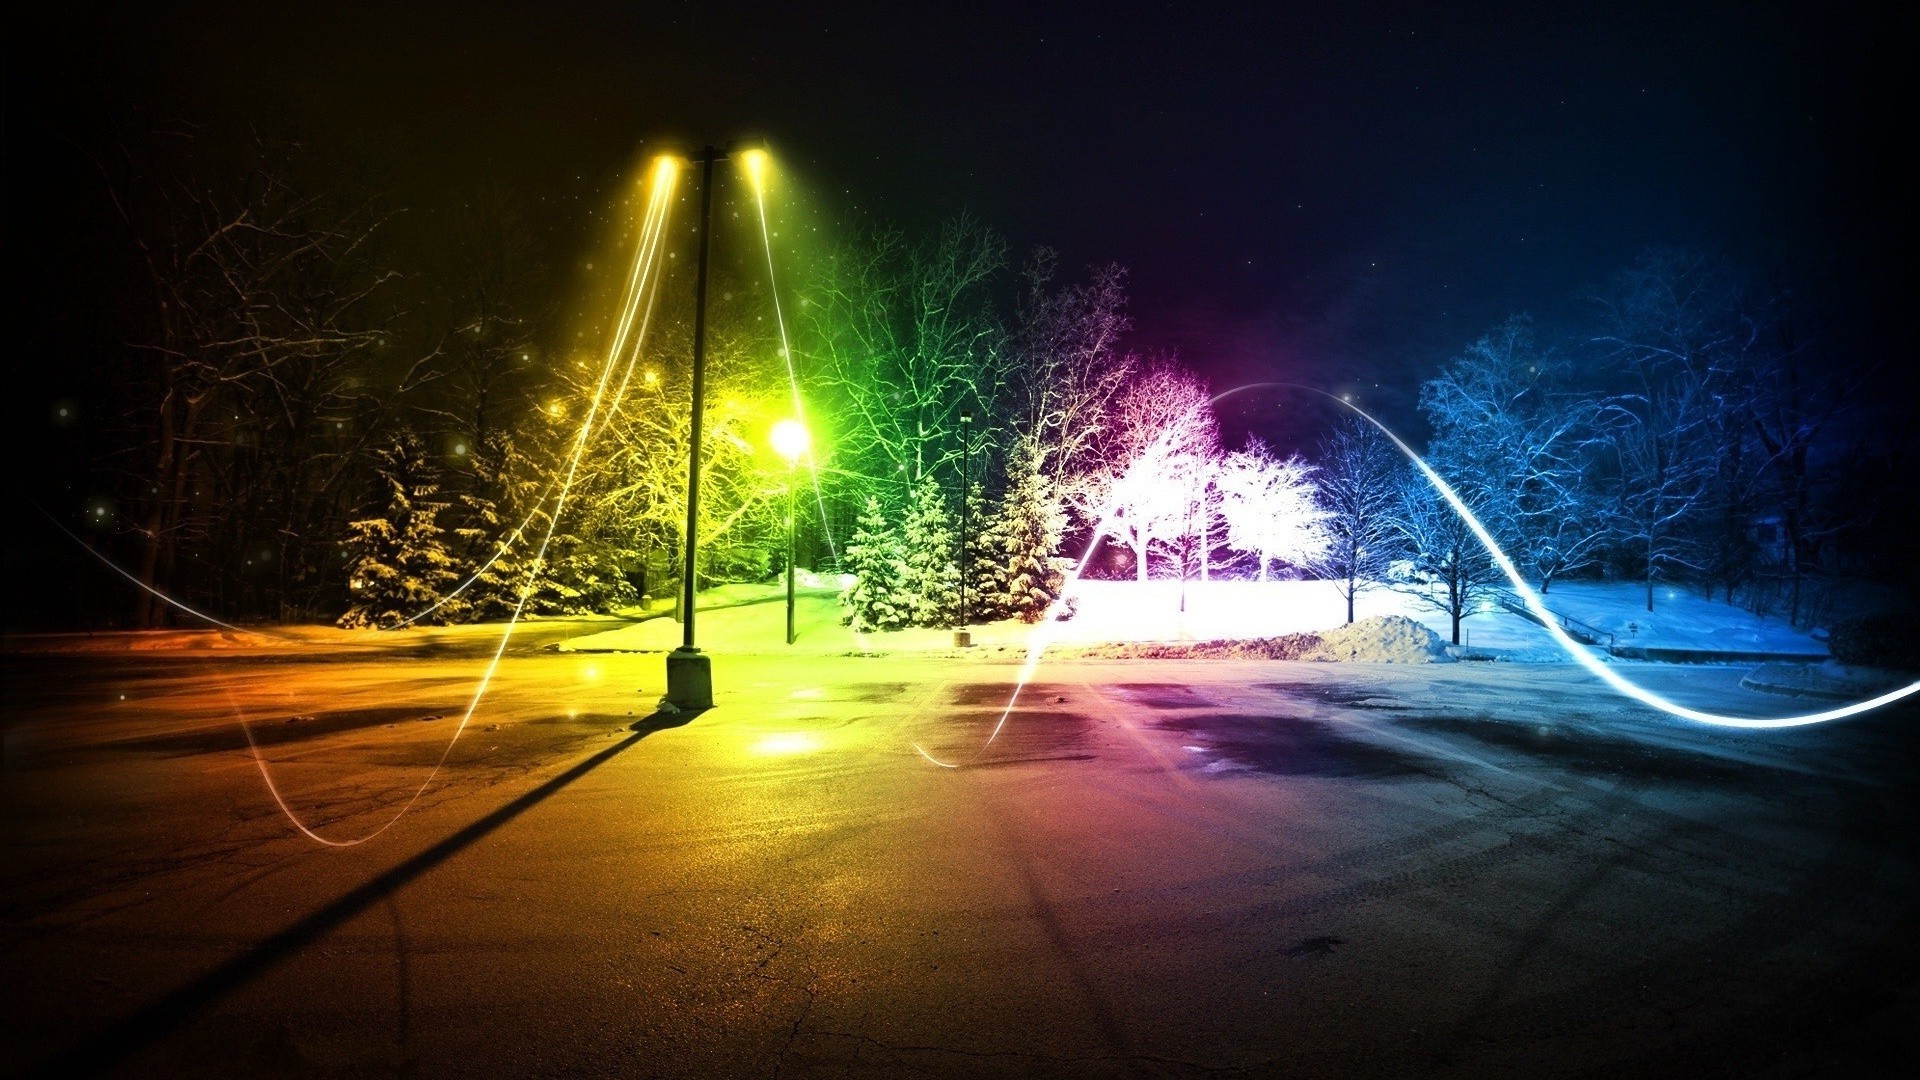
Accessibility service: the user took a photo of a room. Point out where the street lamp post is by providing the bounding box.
[955,412,972,648]
[770,419,810,645]
[664,145,721,712]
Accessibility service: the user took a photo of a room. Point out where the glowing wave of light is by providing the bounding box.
[920,381,1918,768]
[740,149,861,648]
[1315,391,1920,730]
[40,161,685,846]
[32,504,284,639]
[395,157,682,631]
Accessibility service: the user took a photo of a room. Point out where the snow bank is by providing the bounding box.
[1048,616,1451,663]
[1301,615,1452,664]
[1740,660,1910,700]
[1050,635,1320,660]
[1538,581,1826,655]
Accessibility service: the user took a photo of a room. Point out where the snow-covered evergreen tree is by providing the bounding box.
[960,480,1007,622]
[448,433,533,622]
[899,480,961,627]
[984,436,1067,622]
[538,516,641,614]
[338,432,460,628]
[840,495,913,630]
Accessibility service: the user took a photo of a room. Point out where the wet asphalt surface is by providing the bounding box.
[2,643,1917,1078]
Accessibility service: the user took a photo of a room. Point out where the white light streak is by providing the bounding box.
[919,381,1917,770]
[742,152,858,649]
[220,166,680,846]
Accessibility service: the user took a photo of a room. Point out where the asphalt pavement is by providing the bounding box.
[3,643,1916,1077]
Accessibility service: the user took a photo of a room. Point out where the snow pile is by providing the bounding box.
[1051,615,1452,663]
[1053,635,1321,660]
[1301,615,1452,664]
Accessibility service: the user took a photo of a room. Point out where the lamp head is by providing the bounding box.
[770,418,810,463]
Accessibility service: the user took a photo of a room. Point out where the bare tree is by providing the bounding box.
[1419,316,1609,594]
[1011,252,1138,522]
[804,217,1010,493]
[1317,414,1400,623]
[89,128,393,624]
[1592,250,1740,611]
[1389,463,1501,647]
[1096,363,1219,581]
[1216,440,1330,582]
[563,293,789,599]
[1747,288,1861,624]
[426,191,550,449]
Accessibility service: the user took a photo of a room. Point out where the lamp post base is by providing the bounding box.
[663,647,713,712]
[953,629,972,648]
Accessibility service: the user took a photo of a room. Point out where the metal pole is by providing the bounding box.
[959,413,970,630]
[680,148,716,652]
[664,147,718,712]
[785,467,797,645]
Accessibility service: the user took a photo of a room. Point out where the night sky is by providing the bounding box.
[8,0,1913,438]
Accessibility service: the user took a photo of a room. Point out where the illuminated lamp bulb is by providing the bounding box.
[740,148,770,188]
[770,419,810,464]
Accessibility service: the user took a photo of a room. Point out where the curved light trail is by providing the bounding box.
[248,158,685,845]
[41,160,683,845]
[740,151,861,648]
[396,156,680,631]
[1298,388,1920,729]
[922,381,1918,768]
[33,503,284,639]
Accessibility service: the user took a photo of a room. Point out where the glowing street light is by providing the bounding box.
[740,147,770,191]
[771,418,810,462]
[771,418,810,645]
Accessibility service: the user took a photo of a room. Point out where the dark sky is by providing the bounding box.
[10,0,1913,437]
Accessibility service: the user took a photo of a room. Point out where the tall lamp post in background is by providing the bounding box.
[770,418,810,645]
[955,412,972,648]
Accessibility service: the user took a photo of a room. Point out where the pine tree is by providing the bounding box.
[840,495,912,630]
[962,480,1009,622]
[899,480,962,627]
[338,432,460,628]
[456,430,640,618]
[448,433,531,622]
[990,437,1067,622]
[539,514,641,614]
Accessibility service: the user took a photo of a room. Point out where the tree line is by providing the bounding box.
[39,127,1915,634]
[823,244,1915,646]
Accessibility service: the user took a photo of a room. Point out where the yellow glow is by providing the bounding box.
[751,732,821,756]
[651,154,680,184]
[740,148,770,189]
[644,369,658,384]
[770,418,810,463]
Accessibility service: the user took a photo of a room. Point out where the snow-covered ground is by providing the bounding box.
[5,577,1824,664]
[1,614,628,655]
[1528,581,1826,654]
[1052,580,1557,655]
[558,578,1826,662]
